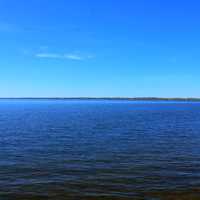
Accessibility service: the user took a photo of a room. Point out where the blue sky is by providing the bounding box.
[0,0,199,97]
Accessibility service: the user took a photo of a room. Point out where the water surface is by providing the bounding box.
[0,100,200,199]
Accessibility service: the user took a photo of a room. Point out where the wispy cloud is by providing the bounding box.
[64,54,82,60]
[35,53,93,60]
[36,53,62,59]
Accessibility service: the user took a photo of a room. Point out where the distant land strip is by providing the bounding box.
[0,97,200,101]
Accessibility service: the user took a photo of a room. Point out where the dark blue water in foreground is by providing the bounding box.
[1,100,200,200]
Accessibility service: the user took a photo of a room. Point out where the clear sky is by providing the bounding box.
[0,0,199,97]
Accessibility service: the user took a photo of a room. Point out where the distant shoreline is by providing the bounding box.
[0,97,200,102]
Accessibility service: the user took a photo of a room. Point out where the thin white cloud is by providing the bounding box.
[36,53,62,59]
[35,53,93,60]
[64,54,82,60]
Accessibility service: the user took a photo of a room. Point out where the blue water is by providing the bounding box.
[0,100,200,199]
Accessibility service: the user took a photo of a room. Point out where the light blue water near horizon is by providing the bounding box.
[0,100,200,199]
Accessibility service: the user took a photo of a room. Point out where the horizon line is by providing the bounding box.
[0,97,200,101]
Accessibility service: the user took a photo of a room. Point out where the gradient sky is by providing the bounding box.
[0,0,200,97]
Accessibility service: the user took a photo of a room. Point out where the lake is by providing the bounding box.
[1,100,200,199]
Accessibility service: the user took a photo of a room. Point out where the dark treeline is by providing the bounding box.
[0,97,200,101]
